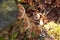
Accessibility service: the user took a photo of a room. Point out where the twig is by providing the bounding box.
[44,7,54,16]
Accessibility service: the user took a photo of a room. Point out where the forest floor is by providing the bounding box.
[0,0,60,40]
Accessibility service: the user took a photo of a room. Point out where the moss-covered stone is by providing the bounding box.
[0,0,18,30]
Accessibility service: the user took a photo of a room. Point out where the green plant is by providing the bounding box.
[10,32,18,40]
[0,36,4,40]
